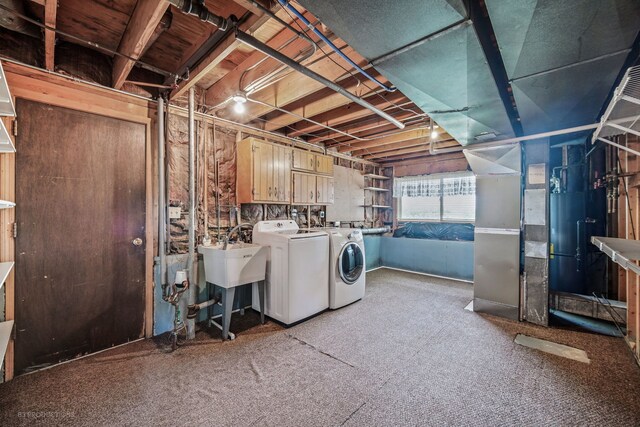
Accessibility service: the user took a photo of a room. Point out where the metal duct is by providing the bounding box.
[486,0,640,135]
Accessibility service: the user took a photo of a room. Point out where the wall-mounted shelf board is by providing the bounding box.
[0,261,13,291]
[361,205,392,209]
[0,320,13,369]
[591,236,640,276]
[0,61,15,117]
[0,120,15,153]
[364,187,390,192]
[363,174,390,180]
[0,200,15,209]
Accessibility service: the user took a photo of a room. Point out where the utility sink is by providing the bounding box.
[198,243,268,289]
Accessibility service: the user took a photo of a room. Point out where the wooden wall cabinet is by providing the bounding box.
[292,149,334,175]
[237,137,292,204]
[292,172,334,205]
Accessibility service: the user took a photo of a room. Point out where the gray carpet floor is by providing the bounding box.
[1,268,639,426]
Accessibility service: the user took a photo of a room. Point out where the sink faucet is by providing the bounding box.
[223,223,254,250]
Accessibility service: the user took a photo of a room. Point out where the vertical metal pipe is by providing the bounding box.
[187,87,196,339]
[158,97,167,290]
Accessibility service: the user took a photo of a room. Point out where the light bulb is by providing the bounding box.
[233,101,246,114]
[431,130,438,139]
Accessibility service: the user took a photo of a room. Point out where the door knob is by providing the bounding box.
[132,238,143,246]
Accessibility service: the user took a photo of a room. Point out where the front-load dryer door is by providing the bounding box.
[339,242,364,284]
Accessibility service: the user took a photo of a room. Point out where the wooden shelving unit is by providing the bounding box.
[362,169,392,226]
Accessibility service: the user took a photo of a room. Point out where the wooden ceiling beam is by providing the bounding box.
[352,138,450,157]
[364,144,431,159]
[204,10,320,108]
[337,127,431,153]
[261,68,389,131]
[284,92,409,137]
[314,112,419,145]
[44,0,57,71]
[171,6,274,99]
[112,0,170,89]
[241,42,367,122]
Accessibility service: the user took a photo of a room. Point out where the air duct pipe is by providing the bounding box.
[360,226,390,235]
[166,0,405,130]
[158,97,167,294]
[186,87,197,340]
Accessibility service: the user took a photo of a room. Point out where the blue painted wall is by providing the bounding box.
[364,236,474,281]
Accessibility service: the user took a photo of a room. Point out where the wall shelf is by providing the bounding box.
[364,187,390,192]
[363,173,390,180]
[0,120,15,153]
[0,320,13,369]
[591,236,640,276]
[0,62,15,117]
[0,262,13,292]
[0,200,15,209]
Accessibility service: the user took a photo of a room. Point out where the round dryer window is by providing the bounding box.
[339,242,364,284]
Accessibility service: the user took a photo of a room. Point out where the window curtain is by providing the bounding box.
[394,172,475,197]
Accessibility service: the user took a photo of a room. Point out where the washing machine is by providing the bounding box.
[328,228,366,309]
[252,220,329,325]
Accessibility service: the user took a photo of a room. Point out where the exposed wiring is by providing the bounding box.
[617,143,636,239]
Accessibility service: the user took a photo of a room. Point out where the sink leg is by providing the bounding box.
[257,280,266,325]
[221,287,236,340]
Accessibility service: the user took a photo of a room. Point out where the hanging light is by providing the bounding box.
[430,120,439,139]
[232,92,247,114]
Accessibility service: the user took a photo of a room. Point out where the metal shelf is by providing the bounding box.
[363,187,390,192]
[0,320,13,369]
[592,65,640,157]
[0,120,14,153]
[363,174,390,180]
[0,262,13,291]
[0,200,15,209]
[0,61,15,117]
[591,236,640,276]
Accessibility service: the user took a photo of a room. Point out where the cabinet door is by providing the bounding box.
[272,145,282,202]
[315,154,334,175]
[308,175,317,204]
[326,177,335,204]
[253,141,273,202]
[293,149,315,172]
[282,148,292,202]
[292,172,306,204]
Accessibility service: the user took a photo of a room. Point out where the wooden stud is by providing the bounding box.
[44,0,57,71]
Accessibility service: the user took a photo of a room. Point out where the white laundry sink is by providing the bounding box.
[198,243,267,288]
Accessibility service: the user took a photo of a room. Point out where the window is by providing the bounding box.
[394,172,475,222]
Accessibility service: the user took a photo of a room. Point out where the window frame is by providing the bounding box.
[396,173,475,224]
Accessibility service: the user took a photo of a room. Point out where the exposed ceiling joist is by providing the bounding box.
[364,144,431,159]
[44,0,57,71]
[313,112,418,144]
[338,127,430,153]
[204,10,320,108]
[112,0,170,89]
[352,137,454,157]
[171,7,274,99]
[285,93,409,137]
[241,42,366,122]
[262,68,388,131]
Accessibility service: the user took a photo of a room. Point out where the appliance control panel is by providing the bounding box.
[254,220,299,233]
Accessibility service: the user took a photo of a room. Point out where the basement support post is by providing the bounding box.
[187,87,196,339]
[158,97,167,291]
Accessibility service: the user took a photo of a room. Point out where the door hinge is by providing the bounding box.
[13,222,17,238]
[12,119,17,137]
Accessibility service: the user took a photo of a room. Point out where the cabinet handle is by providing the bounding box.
[310,158,313,168]
[317,191,320,200]
[310,191,314,200]
[269,187,272,197]
[317,159,320,168]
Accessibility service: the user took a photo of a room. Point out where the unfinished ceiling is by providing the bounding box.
[0,0,639,162]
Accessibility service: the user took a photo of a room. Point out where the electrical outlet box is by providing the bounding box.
[169,206,181,219]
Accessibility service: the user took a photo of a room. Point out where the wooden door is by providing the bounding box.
[14,100,147,375]
[316,176,335,204]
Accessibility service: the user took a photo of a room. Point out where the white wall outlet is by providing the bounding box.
[169,206,182,219]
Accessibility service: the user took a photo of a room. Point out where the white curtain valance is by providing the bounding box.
[394,172,475,198]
